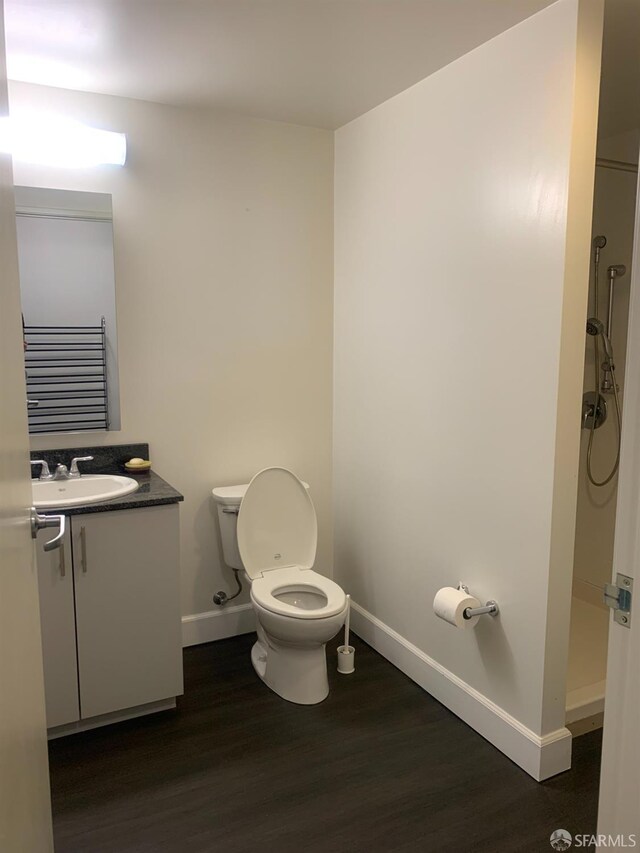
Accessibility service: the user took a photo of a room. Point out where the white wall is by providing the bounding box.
[333,0,601,778]
[573,131,639,604]
[10,81,334,623]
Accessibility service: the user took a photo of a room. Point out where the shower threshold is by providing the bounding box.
[565,595,609,732]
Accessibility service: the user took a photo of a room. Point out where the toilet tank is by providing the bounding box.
[212,479,311,572]
[211,484,248,570]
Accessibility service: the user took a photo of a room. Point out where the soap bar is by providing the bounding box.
[125,458,151,470]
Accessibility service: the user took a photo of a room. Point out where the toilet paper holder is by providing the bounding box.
[457,583,500,620]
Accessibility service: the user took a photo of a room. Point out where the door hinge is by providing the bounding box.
[604,573,633,628]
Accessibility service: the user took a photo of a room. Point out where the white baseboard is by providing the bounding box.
[182,603,256,647]
[350,601,572,781]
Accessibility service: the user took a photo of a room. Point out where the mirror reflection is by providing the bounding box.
[15,187,120,433]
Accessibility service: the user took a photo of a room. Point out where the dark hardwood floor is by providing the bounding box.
[49,634,601,853]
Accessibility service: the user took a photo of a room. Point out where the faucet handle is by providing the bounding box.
[30,459,52,480]
[69,456,94,478]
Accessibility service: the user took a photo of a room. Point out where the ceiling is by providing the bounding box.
[3,0,639,134]
[4,0,557,130]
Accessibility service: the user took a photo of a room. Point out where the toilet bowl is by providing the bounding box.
[212,467,347,705]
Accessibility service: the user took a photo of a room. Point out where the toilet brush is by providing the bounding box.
[337,594,355,674]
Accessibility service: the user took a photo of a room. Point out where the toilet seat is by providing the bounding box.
[237,467,318,578]
[239,467,346,621]
[251,566,346,620]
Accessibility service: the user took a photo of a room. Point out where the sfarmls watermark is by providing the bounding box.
[550,830,638,849]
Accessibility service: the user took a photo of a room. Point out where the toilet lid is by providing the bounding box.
[237,467,317,579]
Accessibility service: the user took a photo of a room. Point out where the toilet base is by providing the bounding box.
[250,639,268,680]
[251,630,329,705]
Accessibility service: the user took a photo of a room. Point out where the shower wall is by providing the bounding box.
[572,130,639,606]
[334,0,603,780]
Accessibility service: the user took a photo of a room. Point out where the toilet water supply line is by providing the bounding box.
[586,236,622,487]
[213,568,243,606]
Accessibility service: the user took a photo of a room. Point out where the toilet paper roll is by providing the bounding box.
[433,587,481,628]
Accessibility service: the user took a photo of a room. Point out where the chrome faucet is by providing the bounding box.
[31,459,52,481]
[69,456,94,478]
[52,456,94,481]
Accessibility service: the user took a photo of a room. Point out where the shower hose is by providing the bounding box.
[586,253,621,487]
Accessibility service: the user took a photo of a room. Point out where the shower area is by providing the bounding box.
[567,146,639,733]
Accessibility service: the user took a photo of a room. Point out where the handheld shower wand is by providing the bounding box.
[593,234,607,265]
[593,235,607,317]
[586,317,614,365]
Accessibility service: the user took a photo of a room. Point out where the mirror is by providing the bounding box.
[15,187,121,434]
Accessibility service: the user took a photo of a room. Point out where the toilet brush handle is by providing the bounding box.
[344,594,351,648]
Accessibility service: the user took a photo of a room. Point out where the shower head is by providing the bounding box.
[593,235,607,266]
[586,317,604,337]
[608,264,627,279]
[586,317,615,361]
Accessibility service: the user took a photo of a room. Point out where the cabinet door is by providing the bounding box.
[72,505,183,719]
[36,525,80,729]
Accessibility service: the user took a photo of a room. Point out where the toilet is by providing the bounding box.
[212,467,347,705]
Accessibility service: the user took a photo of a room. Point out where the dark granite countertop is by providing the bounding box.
[30,443,184,516]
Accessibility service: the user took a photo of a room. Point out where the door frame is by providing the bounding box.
[0,0,54,847]
[596,153,640,836]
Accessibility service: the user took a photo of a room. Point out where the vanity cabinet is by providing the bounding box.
[36,503,183,732]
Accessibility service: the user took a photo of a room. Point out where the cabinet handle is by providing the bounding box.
[59,543,66,578]
[80,526,87,573]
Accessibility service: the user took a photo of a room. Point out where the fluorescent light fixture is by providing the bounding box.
[0,115,126,167]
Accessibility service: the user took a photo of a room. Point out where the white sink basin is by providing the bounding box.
[32,474,139,509]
